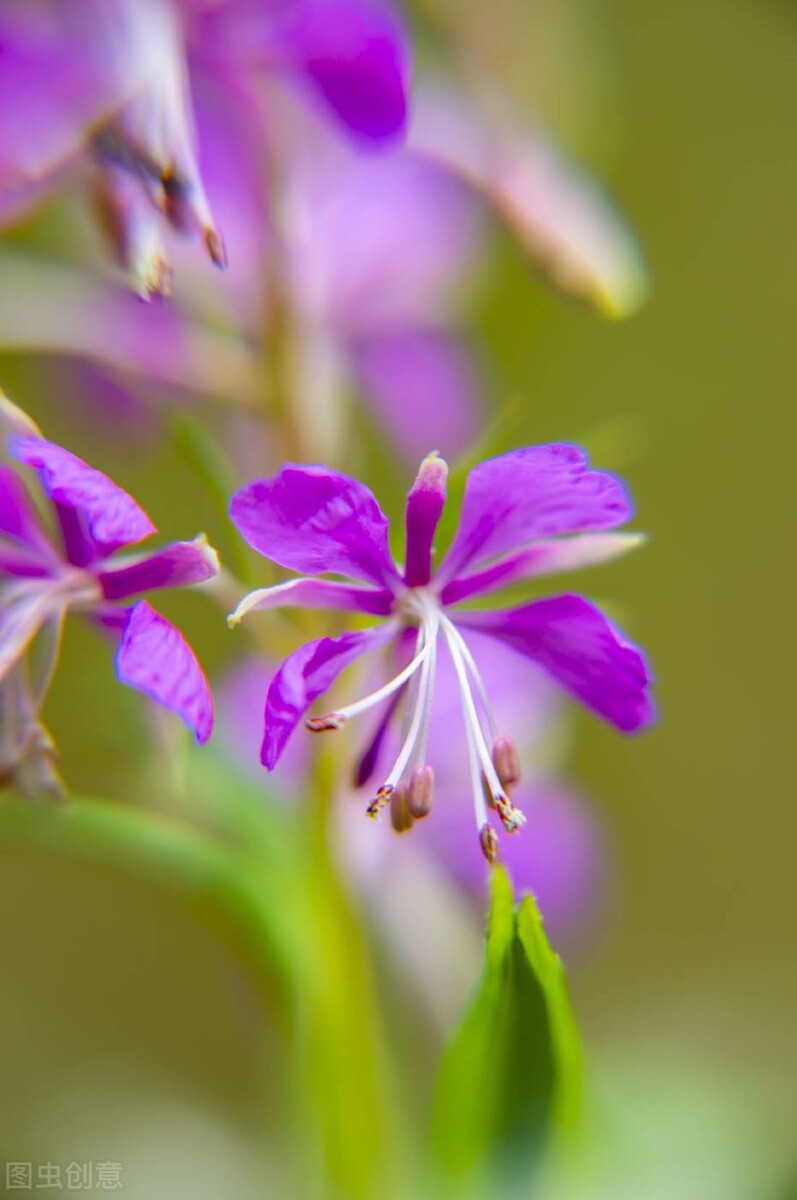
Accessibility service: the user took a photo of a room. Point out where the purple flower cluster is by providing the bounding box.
[0,0,409,295]
[0,0,656,913]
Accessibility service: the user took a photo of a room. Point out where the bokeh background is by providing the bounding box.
[0,0,795,1196]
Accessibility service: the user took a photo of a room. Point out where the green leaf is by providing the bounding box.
[0,796,297,1009]
[431,867,582,1188]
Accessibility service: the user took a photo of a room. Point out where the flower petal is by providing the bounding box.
[424,780,605,947]
[0,464,54,559]
[228,577,393,628]
[0,9,118,224]
[410,87,649,319]
[350,329,482,463]
[288,150,481,334]
[98,536,219,601]
[436,445,632,586]
[441,532,645,606]
[458,594,655,733]
[263,623,394,769]
[115,600,214,744]
[12,437,156,563]
[275,0,410,144]
[230,464,400,588]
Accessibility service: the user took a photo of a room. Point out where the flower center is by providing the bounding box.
[393,583,440,626]
[305,584,526,860]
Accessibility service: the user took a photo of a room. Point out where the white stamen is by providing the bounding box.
[379,612,439,792]
[443,617,500,744]
[411,631,437,768]
[304,618,418,729]
[458,667,491,833]
[441,616,525,832]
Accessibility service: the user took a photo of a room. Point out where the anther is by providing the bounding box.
[492,735,520,790]
[407,764,434,818]
[137,252,173,301]
[390,785,414,833]
[204,226,228,269]
[305,714,346,732]
[494,793,526,833]
[366,785,393,819]
[479,823,500,864]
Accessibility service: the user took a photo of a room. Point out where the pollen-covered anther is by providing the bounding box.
[137,251,173,301]
[494,792,526,833]
[492,735,521,790]
[366,785,393,819]
[407,764,434,819]
[390,785,414,833]
[305,713,346,732]
[479,823,500,864]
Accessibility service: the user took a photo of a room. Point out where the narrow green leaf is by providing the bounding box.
[0,796,296,1007]
[431,868,582,1188]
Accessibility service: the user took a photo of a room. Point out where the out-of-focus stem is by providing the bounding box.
[0,664,66,802]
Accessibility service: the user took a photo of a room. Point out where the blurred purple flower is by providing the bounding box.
[410,83,650,318]
[0,404,218,743]
[0,135,482,468]
[228,446,654,859]
[0,0,410,296]
[281,141,484,459]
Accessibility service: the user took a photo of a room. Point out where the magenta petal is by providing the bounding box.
[0,465,54,559]
[436,444,632,585]
[425,780,605,946]
[351,329,482,463]
[276,0,409,143]
[263,624,393,769]
[229,577,394,626]
[0,12,115,223]
[459,594,655,733]
[230,465,400,588]
[115,600,214,744]
[441,532,644,606]
[12,437,155,561]
[98,538,219,601]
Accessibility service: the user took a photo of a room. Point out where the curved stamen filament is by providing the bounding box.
[411,631,436,769]
[442,616,499,744]
[441,617,525,833]
[366,614,439,821]
[381,614,438,790]
[306,623,430,730]
[455,652,491,835]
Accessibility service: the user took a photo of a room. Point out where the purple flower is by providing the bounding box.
[0,409,218,743]
[281,139,484,460]
[410,84,649,318]
[0,0,410,296]
[228,446,655,860]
